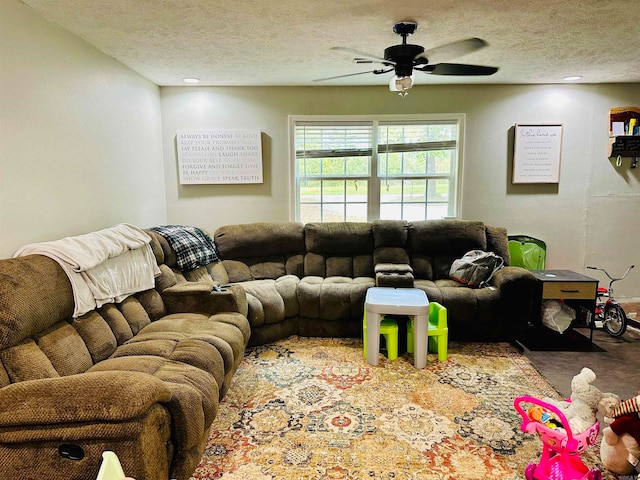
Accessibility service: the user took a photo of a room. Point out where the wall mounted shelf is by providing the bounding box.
[608,107,640,168]
[609,135,640,156]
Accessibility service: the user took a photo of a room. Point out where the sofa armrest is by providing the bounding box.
[490,266,537,339]
[490,265,536,289]
[161,283,248,317]
[375,263,415,287]
[374,263,413,274]
[0,371,171,434]
[162,281,213,294]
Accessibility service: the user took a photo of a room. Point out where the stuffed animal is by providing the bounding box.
[600,393,640,476]
[541,367,605,434]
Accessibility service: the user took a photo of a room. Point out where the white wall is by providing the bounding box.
[2,0,637,296]
[0,0,166,257]
[161,84,640,297]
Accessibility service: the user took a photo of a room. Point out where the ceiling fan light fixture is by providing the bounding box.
[389,75,413,94]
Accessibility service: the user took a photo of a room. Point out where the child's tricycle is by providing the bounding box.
[514,395,602,480]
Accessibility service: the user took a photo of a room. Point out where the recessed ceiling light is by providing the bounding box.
[183,77,200,84]
[563,75,582,82]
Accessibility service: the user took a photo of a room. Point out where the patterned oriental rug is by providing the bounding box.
[189,336,613,480]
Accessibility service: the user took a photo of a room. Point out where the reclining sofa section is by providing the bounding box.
[0,231,250,480]
[212,219,537,347]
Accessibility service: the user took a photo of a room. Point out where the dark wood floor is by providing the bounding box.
[523,300,640,402]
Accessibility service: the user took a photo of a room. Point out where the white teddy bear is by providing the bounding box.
[542,367,605,434]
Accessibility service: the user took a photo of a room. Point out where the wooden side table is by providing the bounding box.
[531,270,599,341]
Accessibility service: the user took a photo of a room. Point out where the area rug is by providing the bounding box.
[190,336,614,480]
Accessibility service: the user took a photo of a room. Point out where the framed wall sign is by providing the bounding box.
[176,129,263,184]
[513,124,563,184]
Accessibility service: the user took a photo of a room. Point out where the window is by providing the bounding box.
[290,115,463,223]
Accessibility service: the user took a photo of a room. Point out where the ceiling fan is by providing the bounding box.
[314,21,498,96]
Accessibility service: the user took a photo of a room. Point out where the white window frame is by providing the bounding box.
[288,114,465,222]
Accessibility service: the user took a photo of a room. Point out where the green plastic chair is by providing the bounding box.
[362,314,399,360]
[508,235,547,270]
[407,302,448,362]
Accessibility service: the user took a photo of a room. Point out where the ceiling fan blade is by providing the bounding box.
[313,69,392,82]
[418,63,498,76]
[415,38,487,64]
[330,47,395,65]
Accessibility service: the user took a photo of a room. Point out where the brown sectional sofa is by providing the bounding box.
[211,219,537,346]
[0,231,250,480]
[0,219,535,480]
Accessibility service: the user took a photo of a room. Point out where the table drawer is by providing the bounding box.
[542,281,596,299]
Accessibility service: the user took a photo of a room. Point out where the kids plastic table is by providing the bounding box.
[364,287,429,368]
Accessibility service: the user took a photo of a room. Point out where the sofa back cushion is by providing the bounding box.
[0,256,74,350]
[408,220,488,280]
[372,220,410,264]
[0,250,166,386]
[485,225,510,265]
[214,222,305,282]
[304,222,375,277]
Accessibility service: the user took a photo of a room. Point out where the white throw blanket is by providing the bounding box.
[14,223,160,317]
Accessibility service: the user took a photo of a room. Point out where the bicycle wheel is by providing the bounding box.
[603,303,627,337]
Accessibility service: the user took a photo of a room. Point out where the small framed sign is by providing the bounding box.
[513,124,563,184]
[176,129,263,184]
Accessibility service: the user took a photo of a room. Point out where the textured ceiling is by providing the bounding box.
[21,0,640,87]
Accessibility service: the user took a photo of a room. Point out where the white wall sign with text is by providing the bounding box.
[176,129,263,184]
[513,124,563,184]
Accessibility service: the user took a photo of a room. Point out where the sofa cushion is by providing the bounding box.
[118,296,152,335]
[305,252,374,278]
[72,311,118,363]
[0,340,60,382]
[135,289,168,321]
[305,222,374,255]
[223,260,254,283]
[246,255,287,279]
[409,220,488,280]
[0,364,9,388]
[34,322,93,376]
[215,223,306,282]
[138,313,247,372]
[304,223,375,278]
[133,313,244,399]
[240,276,300,327]
[485,225,510,264]
[99,304,134,344]
[155,263,178,291]
[298,276,375,321]
[373,246,410,265]
[0,256,74,349]
[409,220,487,254]
[372,220,409,247]
[112,333,226,398]
[215,222,305,259]
[414,278,502,339]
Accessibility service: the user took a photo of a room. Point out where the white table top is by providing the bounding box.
[365,287,429,315]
